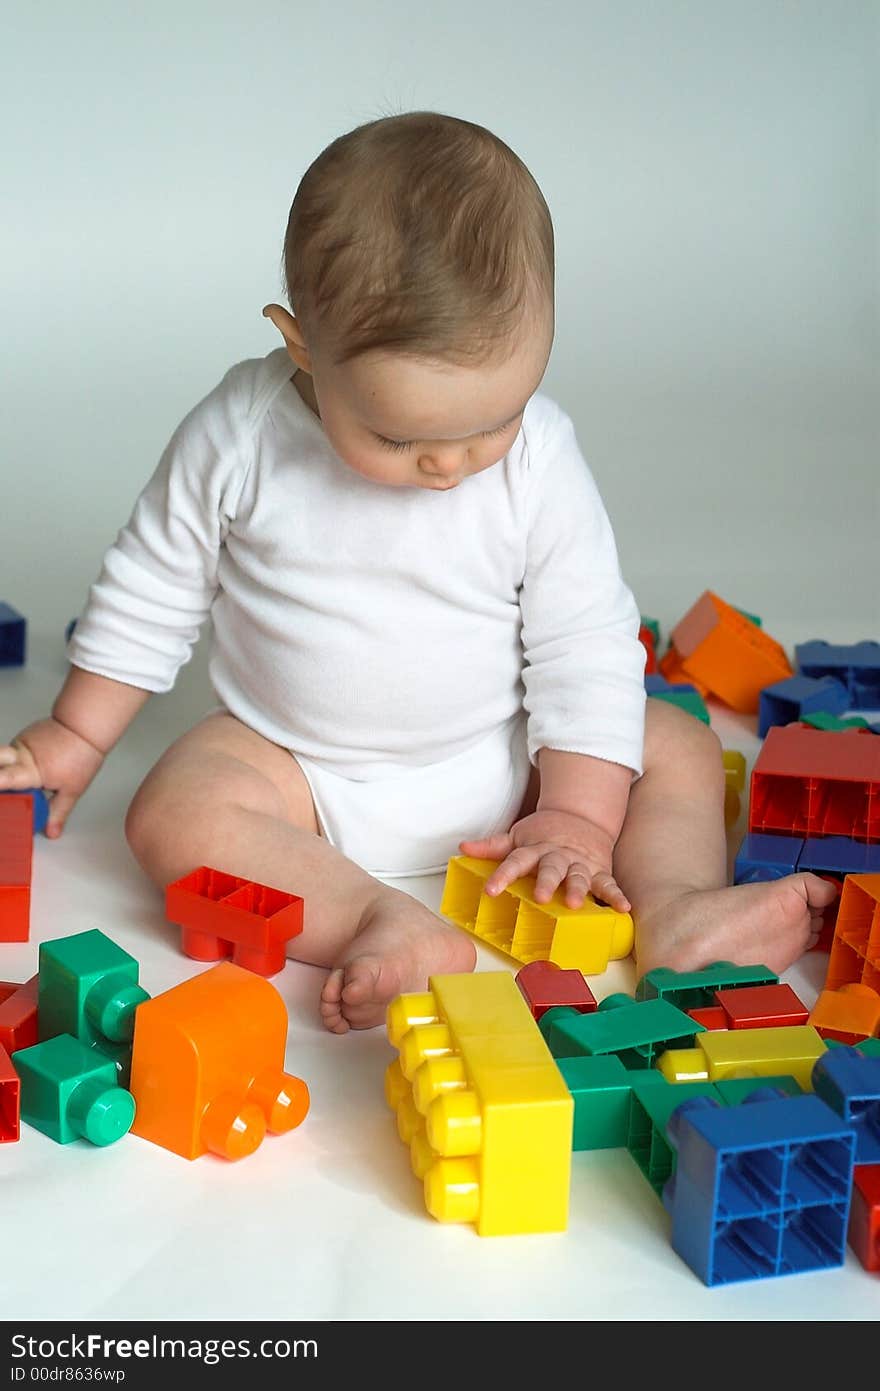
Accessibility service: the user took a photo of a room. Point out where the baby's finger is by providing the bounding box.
[483,845,543,896]
[459,831,514,864]
[45,790,73,838]
[0,762,40,791]
[589,869,631,913]
[562,865,594,909]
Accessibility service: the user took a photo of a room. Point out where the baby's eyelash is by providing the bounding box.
[376,420,516,452]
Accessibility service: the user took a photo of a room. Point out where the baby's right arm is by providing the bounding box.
[0,667,151,837]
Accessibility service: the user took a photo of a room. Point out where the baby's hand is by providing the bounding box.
[460,809,631,912]
[0,718,106,838]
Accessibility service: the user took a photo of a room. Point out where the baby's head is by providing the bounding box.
[264,111,554,489]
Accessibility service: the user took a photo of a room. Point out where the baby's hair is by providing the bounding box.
[283,110,554,365]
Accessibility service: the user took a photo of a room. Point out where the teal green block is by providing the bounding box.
[538,1006,579,1047]
[12,1033,136,1146]
[648,688,711,725]
[734,607,763,627]
[801,711,871,732]
[38,928,150,1050]
[546,996,702,1068]
[628,1077,722,1196]
[713,1075,803,1104]
[825,1037,880,1058]
[556,1054,634,1150]
[635,962,778,1009]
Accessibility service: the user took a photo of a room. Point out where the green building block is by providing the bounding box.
[38,928,150,1052]
[713,1075,803,1104]
[635,962,778,1010]
[538,1005,579,1048]
[801,711,872,733]
[628,1076,722,1196]
[545,995,702,1068]
[556,1054,635,1150]
[734,607,763,628]
[825,1037,880,1058]
[12,1033,136,1146]
[647,687,711,725]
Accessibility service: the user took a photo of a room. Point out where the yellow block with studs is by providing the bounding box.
[385,972,573,1235]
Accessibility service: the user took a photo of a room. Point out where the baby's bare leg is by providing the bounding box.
[613,701,837,979]
[124,712,474,1032]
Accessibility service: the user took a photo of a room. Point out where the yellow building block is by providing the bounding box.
[385,972,573,1236]
[656,1047,710,1083]
[440,855,633,975]
[722,748,747,828]
[695,1025,826,1091]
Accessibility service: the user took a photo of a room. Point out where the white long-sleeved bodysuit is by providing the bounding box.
[68,348,647,874]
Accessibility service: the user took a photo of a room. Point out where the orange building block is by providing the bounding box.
[662,591,793,713]
[825,874,880,994]
[129,961,309,1161]
[0,794,33,942]
[808,983,880,1045]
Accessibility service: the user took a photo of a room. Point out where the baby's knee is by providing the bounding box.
[642,699,723,775]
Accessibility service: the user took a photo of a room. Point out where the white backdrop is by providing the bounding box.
[2,0,877,669]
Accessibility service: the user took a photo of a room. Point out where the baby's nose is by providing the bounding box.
[418,447,467,477]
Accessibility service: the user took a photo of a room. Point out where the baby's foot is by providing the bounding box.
[633,872,840,980]
[319,888,476,1034]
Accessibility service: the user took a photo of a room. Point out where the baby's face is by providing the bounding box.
[304,314,553,490]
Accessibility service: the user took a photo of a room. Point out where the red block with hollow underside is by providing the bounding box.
[687,1006,728,1032]
[0,975,39,1054]
[515,960,598,1022]
[714,983,809,1030]
[749,726,880,843]
[849,1164,880,1272]
[165,865,304,977]
[0,794,32,942]
[0,1044,20,1142]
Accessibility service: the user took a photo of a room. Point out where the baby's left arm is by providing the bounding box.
[460,747,633,910]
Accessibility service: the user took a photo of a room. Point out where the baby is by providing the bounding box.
[0,111,835,1031]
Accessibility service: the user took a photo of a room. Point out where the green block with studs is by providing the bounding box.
[12,1033,136,1145]
[635,962,778,1010]
[38,928,150,1055]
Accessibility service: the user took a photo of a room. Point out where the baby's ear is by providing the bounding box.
[262,304,311,370]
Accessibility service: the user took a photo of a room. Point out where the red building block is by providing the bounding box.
[749,726,880,843]
[687,1006,728,1032]
[0,1043,20,1142]
[849,1164,880,1272]
[0,975,39,1054]
[639,624,657,675]
[514,960,598,1022]
[714,983,809,1030]
[165,866,304,977]
[0,794,33,941]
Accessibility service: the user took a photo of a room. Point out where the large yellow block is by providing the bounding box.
[385,972,573,1236]
[440,855,633,975]
[695,1025,826,1092]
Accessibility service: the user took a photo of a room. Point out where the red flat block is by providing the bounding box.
[515,960,597,1022]
[0,975,39,1054]
[0,794,33,942]
[687,1006,728,1031]
[714,983,809,1030]
[166,865,304,977]
[749,726,880,843]
[849,1164,880,1272]
[0,1043,21,1142]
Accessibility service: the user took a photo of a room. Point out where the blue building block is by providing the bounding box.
[662,1090,856,1286]
[0,602,26,666]
[758,675,849,738]
[644,675,710,724]
[811,1047,880,1164]
[65,617,78,644]
[0,787,50,836]
[734,833,803,885]
[645,674,699,696]
[796,836,880,877]
[795,640,880,709]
